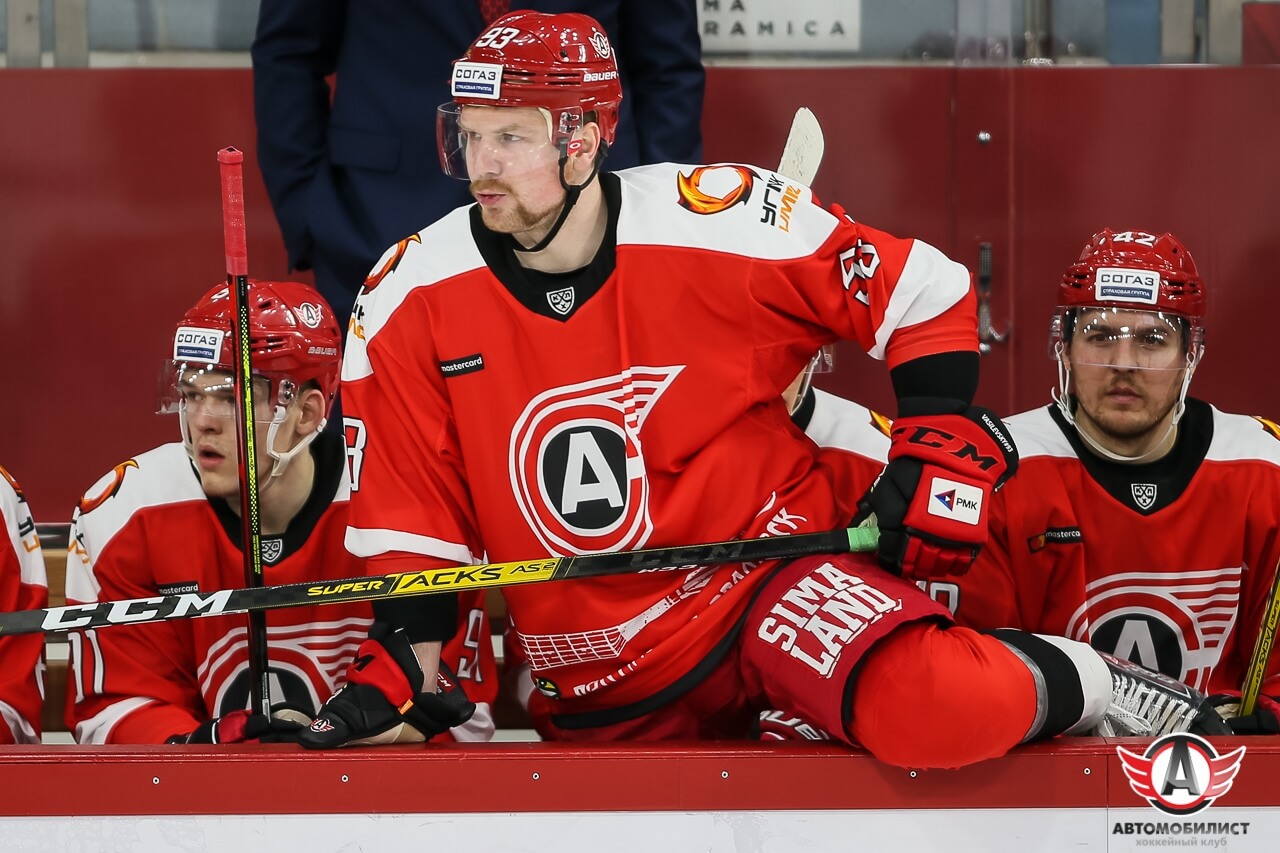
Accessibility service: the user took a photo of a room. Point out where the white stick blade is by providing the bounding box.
[776,107,825,185]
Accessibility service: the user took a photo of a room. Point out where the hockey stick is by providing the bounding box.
[4,527,880,637]
[776,106,824,185]
[1239,554,1280,716]
[217,147,272,717]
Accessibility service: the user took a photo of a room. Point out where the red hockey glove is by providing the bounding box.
[298,622,475,750]
[857,400,1018,580]
[1203,691,1280,735]
[168,705,312,745]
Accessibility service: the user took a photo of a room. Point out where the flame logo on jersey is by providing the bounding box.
[1067,567,1242,690]
[1253,415,1280,442]
[77,460,139,515]
[676,165,758,215]
[363,234,421,293]
[509,367,683,555]
[1118,733,1245,815]
[0,465,25,501]
[868,410,892,439]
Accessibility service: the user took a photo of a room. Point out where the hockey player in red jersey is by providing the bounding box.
[300,11,1177,764]
[945,228,1280,735]
[0,465,47,744]
[65,280,495,744]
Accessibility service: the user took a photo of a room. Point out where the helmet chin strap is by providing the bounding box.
[180,405,324,494]
[1052,343,1196,465]
[513,144,603,255]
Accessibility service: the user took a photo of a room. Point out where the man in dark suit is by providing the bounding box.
[251,1,705,323]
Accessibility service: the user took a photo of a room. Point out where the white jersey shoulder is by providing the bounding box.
[615,162,838,260]
[805,389,891,463]
[69,443,203,599]
[1205,406,1280,467]
[346,206,485,382]
[0,470,45,589]
[1004,406,1077,461]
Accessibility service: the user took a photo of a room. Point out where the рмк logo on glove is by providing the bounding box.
[926,477,982,525]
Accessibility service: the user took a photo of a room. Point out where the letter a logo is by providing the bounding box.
[509,367,683,555]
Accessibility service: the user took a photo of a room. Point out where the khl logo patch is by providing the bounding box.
[1118,732,1245,815]
[1131,482,1157,510]
[547,287,575,316]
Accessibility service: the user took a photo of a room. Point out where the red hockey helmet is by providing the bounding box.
[159,279,342,418]
[1059,228,1205,319]
[439,11,622,177]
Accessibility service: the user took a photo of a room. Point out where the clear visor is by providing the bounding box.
[157,361,294,420]
[1052,307,1200,371]
[437,102,576,181]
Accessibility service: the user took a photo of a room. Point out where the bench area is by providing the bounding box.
[35,532,531,740]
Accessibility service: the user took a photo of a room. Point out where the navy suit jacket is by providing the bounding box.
[252,0,705,317]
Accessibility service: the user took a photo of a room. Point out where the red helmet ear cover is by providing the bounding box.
[453,11,622,148]
[173,279,343,410]
[1059,228,1205,319]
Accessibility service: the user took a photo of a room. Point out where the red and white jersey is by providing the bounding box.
[799,388,892,472]
[342,163,975,715]
[0,466,47,744]
[948,400,1280,696]
[66,437,496,743]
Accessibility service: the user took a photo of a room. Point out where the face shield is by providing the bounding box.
[1051,307,1203,373]
[437,103,578,182]
[157,361,312,483]
[1049,306,1205,462]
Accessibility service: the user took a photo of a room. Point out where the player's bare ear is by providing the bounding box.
[296,387,327,437]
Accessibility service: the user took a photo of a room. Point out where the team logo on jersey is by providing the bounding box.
[1118,733,1245,815]
[1131,482,1157,510]
[1068,567,1241,690]
[77,460,139,515]
[363,234,421,293]
[676,165,758,215]
[0,465,25,501]
[868,410,893,438]
[509,367,682,555]
[260,538,284,564]
[1254,415,1280,442]
[547,287,575,316]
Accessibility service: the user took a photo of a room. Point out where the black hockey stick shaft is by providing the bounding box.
[1240,552,1280,716]
[6,527,880,637]
[218,147,271,717]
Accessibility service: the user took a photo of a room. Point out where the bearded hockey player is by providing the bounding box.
[948,228,1280,735]
[300,12,1183,764]
[65,280,495,744]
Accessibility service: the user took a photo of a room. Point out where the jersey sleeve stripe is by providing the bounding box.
[870,240,972,361]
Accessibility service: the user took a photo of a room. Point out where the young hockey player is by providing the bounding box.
[66,280,495,744]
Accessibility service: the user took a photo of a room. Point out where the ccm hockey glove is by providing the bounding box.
[168,705,312,745]
[298,622,475,749]
[1203,691,1280,735]
[858,399,1018,580]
